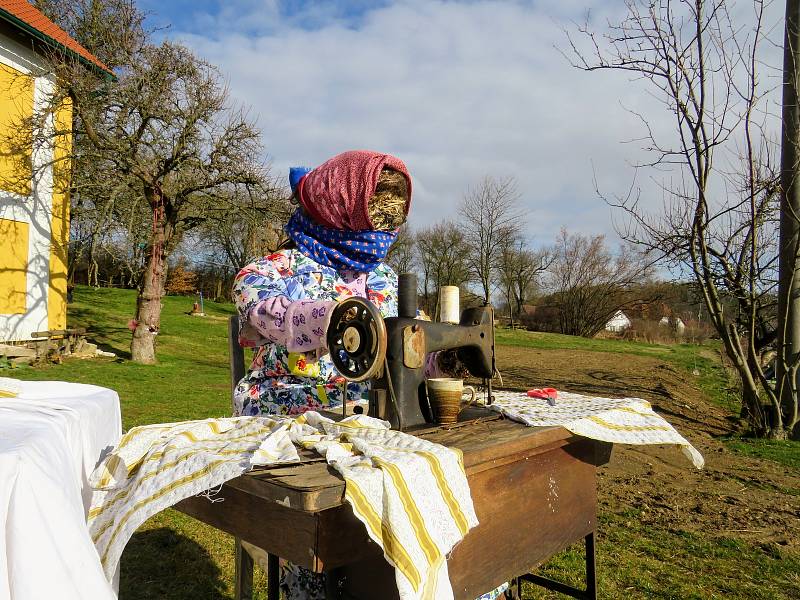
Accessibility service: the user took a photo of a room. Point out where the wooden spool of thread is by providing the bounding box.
[439,286,460,324]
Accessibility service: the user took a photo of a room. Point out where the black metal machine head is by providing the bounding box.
[327,273,495,430]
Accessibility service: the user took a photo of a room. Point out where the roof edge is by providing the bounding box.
[0,7,115,81]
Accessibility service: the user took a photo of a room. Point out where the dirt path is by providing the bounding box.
[493,346,800,549]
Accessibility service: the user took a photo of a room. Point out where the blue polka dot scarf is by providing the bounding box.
[285,209,397,272]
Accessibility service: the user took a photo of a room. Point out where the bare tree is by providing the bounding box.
[416,221,472,316]
[459,176,524,304]
[195,183,291,270]
[546,229,653,337]
[5,2,279,360]
[565,0,792,437]
[497,235,552,327]
[31,0,149,287]
[71,42,268,363]
[0,2,146,291]
[33,0,148,70]
[385,225,416,275]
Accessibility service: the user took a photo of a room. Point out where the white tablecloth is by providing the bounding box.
[0,381,121,600]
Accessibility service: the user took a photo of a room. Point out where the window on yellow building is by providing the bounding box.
[0,62,34,196]
[0,218,29,314]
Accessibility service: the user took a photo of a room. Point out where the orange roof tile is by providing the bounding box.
[0,0,112,75]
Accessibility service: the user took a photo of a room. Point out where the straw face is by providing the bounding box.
[367,168,408,231]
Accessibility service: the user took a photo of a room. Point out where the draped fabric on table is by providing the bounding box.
[88,412,478,600]
[488,390,704,469]
[88,416,303,580]
[299,412,478,600]
[0,379,121,600]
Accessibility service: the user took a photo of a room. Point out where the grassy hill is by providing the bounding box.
[9,285,800,599]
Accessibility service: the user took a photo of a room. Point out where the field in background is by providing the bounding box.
[10,286,800,599]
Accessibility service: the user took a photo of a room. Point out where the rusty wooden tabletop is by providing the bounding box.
[223,407,580,513]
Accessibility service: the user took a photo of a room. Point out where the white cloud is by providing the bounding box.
[169,0,783,245]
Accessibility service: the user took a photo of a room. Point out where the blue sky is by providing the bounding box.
[141,0,390,33]
[139,0,784,245]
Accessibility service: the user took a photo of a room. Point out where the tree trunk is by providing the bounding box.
[87,234,99,287]
[131,214,172,364]
[506,284,515,328]
[514,289,524,323]
[777,0,800,439]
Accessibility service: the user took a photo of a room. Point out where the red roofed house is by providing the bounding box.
[0,0,112,341]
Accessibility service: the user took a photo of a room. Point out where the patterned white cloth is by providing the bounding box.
[88,412,477,600]
[488,390,704,469]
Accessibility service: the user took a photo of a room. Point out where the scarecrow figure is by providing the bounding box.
[232,150,507,600]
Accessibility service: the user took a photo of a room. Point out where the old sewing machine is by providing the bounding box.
[326,273,496,430]
[175,273,611,600]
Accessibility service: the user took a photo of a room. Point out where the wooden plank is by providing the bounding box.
[0,344,35,357]
[315,503,378,571]
[31,327,86,338]
[421,418,574,470]
[448,438,599,598]
[174,485,320,569]
[228,461,345,512]
[234,538,254,600]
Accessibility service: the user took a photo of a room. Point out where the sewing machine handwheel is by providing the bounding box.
[327,297,386,382]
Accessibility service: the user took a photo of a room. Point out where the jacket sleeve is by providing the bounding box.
[232,254,336,350]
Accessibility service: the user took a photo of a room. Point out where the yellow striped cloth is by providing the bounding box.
[489,390,704,468]
[298,412,478,600]
[87,416,306,580]
[0,377,21,398]
[87,412,478,600]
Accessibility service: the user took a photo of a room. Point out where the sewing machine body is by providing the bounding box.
[328,273,496,431]
[369,306,495,429]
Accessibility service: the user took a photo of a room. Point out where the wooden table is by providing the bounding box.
[175,409,611,600]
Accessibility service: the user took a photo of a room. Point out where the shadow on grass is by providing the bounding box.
[120,527,228,599]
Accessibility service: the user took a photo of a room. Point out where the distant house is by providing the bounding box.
[605,310,631,333]
[659,315,686,334]
[0,0,112,341]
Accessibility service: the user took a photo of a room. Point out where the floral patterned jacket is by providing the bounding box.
[231,249,397,416]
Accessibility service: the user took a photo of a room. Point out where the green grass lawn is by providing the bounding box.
[8,286,800,599]
[10,285,236,429]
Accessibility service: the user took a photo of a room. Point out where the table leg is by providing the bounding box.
[235,537,254,600]
[585,532,597,599]
[517,531,597,600]
[268,553,280,600]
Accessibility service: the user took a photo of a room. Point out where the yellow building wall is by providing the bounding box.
[0,218,29,314]
[48,98,72,331]
[0,62,33,196]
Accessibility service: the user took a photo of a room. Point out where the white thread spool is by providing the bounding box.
[439,286,460,324]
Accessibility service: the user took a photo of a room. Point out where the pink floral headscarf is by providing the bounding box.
[297,150,412,231]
